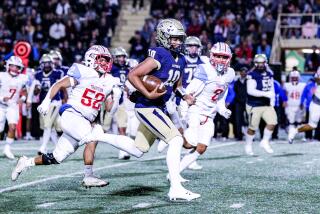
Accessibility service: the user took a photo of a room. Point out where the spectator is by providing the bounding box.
[256,36,271,60]
[49,18,66,46]
[305,46,320,72]
[128,30,148,62]
[260,12,276,44]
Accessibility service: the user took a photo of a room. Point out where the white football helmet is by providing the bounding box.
[254,54,268,70]
[289,69,300,84]
[112,47,128,66]
[6,56,24,76]
[156,18,186,52]
[83,45,113,74]
[49,50,63,66]
[127,58,139,69]
[184,36,202,58]
[210,42,232,74]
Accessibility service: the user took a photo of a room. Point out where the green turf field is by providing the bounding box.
[1,140,320,213]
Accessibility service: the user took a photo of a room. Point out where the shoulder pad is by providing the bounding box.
[193,64,209,82]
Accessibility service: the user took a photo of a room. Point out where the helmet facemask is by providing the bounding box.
[6,56,24,77]
[185,45,201,58]
[94,54,113,74]
[8,64,23,77]
[210,53,231,74]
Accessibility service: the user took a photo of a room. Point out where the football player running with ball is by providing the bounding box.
[12,45,143,185]
[180,42,235,175]
[82,19,200,201]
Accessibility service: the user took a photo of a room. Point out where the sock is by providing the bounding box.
[40,128,51,153]
[84,165,93,177]
[166,136,183,188]
[28,158,36,166]
[99,133,143,158]
[262,128,273,142]
[179,151,201,173]
[246,133,254,145]
[6,137,14,145]
[50,130,58,144]
[157,140,168,153]
[26,132,31,138]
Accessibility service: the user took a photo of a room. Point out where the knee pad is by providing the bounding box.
[42,153,60,165]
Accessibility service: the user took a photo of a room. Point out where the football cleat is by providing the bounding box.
[166,173,189,183]
[82,175,109,188]
[12,156,30,181]
[168,186,201,201]
[118,150,130,160]
[23,135,35,141]
[3,145,15,159]
[259,140,274,154]
[245,143,254,156]
[188,161,203,170]
[288,127,298,144]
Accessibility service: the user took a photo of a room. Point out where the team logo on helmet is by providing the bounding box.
[156,19,186,53]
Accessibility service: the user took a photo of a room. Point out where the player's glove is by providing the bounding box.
[220,108,232,119]
[37,98,51,116]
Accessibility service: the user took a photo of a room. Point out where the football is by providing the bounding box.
[141,75,166,93]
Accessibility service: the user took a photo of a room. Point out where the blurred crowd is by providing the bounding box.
[0,0,120,67]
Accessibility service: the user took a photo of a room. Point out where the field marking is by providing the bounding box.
[230,203,245,209]
[0,142,236,194]
[36,202,56,208]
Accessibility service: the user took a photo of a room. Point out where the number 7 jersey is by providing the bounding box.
[66,63,121,122]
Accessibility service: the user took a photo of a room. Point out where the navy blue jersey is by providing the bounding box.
[135,47,186,109]
[56,65,69,76]
[182,56,206,88]
[246,69,273,107]
[111,64,129,104]
[35,69,64,102]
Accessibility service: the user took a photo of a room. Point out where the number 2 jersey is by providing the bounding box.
[186,62,235,117]
[135,47,186,109]
[62,63,121,122]
[0,72,28,108]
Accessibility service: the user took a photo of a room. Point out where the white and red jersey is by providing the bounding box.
[284,82,306,107]
[0,72,28,107]
[66,63,120,122]
[186,62,235,117]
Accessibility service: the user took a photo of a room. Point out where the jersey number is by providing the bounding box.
[166,69,180,87]
[211,88,224,101]
[262,79,272,91]
[290,91,300,100]
[81,88,105,110]
[9,89,17,99]
[184,67,194,84]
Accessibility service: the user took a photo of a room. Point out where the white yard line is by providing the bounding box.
[0,142,236,194]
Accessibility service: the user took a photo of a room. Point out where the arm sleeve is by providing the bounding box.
[186,78,205,96]
[216,88,229,114]
[109,86,122,116]
[247,78,271,97]
[225,83,235,104]
[300,84,308,106]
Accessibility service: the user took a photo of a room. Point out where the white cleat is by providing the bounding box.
[166,173,189,183]
[288,127,298,144]
[12,156,30,181]
[82,175,109,188]
[118,150,130,160]
[188,161,203,170]
[260,140,274,154]
[168,186,201,201]
[23,136,35,141]
[3,145,15,160]
[245,143,254,156]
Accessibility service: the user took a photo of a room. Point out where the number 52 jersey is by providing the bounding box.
[64,63,121,122]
